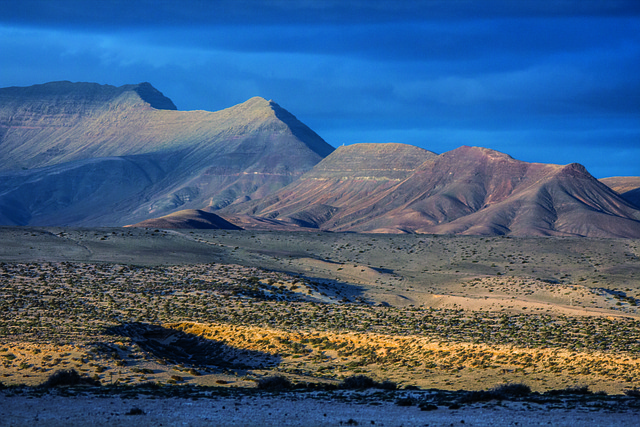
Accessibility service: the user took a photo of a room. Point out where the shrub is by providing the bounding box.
[125,407,145,416]
[460,390,492,403]
[545,385,592,396]
[379,380,398,390]
[460,383,531,403]
[257,375,293,390]
[40,369,101,388]
[623,387,640,398]
[563,385,592,395]
[340,375,377,390]
[136,381,161,389]
[490,383,531,398]
[340,375,398,390]
[419,403,438,411]
[395,397,414,406]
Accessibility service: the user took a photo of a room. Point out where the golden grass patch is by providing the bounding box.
[168,321,640,393]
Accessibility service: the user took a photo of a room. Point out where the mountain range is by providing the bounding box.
[1,81,639,237]
[0,81,332,226]
[221,144,640,237]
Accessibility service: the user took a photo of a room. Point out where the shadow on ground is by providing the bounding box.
[300,275,374,304]
[105,322,281,369]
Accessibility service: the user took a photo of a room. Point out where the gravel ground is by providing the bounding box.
[2,392,639,427]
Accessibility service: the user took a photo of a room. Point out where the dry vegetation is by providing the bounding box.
[1,253,639,394]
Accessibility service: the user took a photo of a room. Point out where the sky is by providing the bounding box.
[1,0,639,178]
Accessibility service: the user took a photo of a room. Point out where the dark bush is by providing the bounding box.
[379,380,398,390]
[257,375,293,390]
[545,385,592,396]
[395,397,414,406]
[135,381,161,389]
[297,381,331,390]
[623,388,640,398]
[419,403,438,411]
[491,383,531,398]
[563,385,592,395]
[340,375,378,390]
[340,375,399,390]
[125,407,145,416]
[460,390,493,403]
[460,383,531,403]
[40,369,101,388]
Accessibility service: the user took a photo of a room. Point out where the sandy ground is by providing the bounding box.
[1,392,639,427]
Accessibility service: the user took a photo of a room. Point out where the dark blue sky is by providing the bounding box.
[1,0,639,177]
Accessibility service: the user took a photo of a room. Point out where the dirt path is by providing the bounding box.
[2,392,639,427]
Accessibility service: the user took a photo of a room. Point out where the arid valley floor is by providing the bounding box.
[1,227,640,425]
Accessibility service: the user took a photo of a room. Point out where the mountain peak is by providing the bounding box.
[300,142,436,182]
[314,142,436,170]
[447,145,515,161]
[219,96,334,158]
[129,82,177,110]
[240,96,272,108]
[559,162,590,178]
[0,81,177,112]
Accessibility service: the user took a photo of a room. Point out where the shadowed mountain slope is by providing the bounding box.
[0,82,334,225]
[0,153,174,226]
[125,209,242,230]
[600,177,640,209]
[222,145,640,237]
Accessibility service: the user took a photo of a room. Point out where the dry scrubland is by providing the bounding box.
[1,227,639,399]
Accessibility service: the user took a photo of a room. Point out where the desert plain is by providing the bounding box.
[1,227,640,425]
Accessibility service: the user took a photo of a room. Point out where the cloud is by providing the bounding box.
[1,0,638,178]
[3,0,640,29]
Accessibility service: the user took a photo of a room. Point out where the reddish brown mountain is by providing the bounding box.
[222,145,640,237]
[221,143,436,230]
[0,81,333,225]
